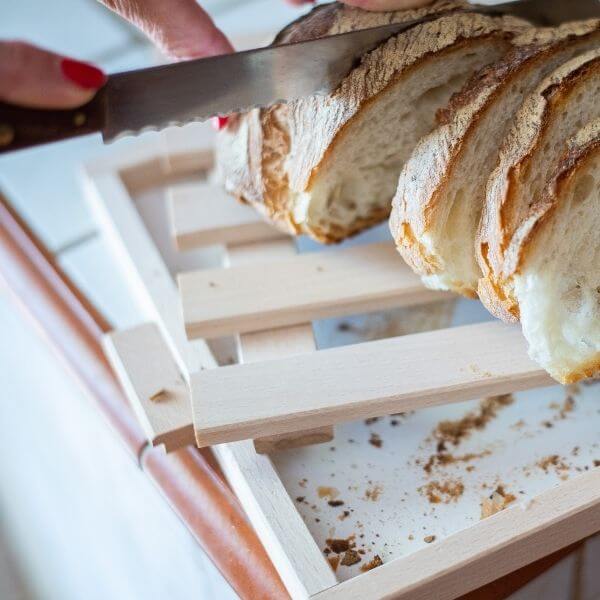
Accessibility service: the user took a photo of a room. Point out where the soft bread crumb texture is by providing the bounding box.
[391,22,600,297]
[512,124,600,383]
[478,49,600,319]
[217,1,527,243]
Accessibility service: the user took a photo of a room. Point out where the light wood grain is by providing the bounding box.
[228,239,334,454]
[103,323,193,451]
[85,153,337,598]
[312,468,600,600]
[179,241,450,339]
[191,321,554,447]
[84,169,201,449]
[169,181,285,250]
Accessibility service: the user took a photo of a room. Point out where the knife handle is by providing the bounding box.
[0,93,105,155]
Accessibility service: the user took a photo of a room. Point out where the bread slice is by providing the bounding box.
[390,21,600,298]
[216,1,527,243]
[499,120,600,383]
[477,49,600,321]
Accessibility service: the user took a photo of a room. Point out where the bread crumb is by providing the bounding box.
[327,556,340,572]
[433,395,513,446]
[423,535,436,544]
[364,484,383,502]
[340,550,361,566]
[149,388,168,402]
[318,486,339,499]
[420,479,464,504]
[369,432,383,448]
[481,485,516,519]
[360,555,383,572]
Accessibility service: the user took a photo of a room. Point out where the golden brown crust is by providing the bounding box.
[476,51,600,320]
[217,1,526,242]
[391,21,600,299]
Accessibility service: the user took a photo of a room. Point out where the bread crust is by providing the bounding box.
[504,120,600,383]
[390,21,600,298]
[217,1,525,242]
[476,50,600,320]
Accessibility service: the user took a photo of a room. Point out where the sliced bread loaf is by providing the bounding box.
[477,48,600,321]
[216,1,527,243]
[389,21,600,298]
[500,120,600,383]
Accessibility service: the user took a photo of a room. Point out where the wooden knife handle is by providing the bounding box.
[0,93,105,154]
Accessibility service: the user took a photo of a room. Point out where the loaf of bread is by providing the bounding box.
[477,48,600,322]
[495,120,600,383]
[390,21,600,298]
[216,1,527,243]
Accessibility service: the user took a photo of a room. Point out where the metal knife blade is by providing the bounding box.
[1,0,599,153]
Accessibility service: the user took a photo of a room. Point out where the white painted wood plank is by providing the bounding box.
[228,239,333,454]
[191,321,554,446]
[311,468,600,600]
[169,182,284,250]
[180,241,450,339]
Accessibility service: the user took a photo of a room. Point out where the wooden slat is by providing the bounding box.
[103,323,193,451]
[180,241,450,340]
[85,169,201,449]
[228,239,334,454]
[169,181,285,250]
[85,160,337,597]
[312,468,600,600]
[191,321,554,447]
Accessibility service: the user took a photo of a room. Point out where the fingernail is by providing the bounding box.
[211,116,229,131]
[61,58,107,89]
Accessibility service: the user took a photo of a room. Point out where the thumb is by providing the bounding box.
[0,41,106,109]
[340,0,434,9]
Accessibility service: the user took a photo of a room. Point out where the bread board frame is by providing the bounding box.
[83,132,600,600]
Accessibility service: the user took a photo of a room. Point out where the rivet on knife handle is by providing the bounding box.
[0,92,105,154]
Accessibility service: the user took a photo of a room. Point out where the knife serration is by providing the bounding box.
[101,17,445,141]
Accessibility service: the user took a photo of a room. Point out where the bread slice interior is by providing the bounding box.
[391,24,600,297]
[478,49,600,320]
[510,121,600,383]
[293,36,513,242]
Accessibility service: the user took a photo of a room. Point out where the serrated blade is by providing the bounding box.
[101,19,433,141]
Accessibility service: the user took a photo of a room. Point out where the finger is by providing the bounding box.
[99,0,234,59]
[0,41,106,109]
[340,0,434,9]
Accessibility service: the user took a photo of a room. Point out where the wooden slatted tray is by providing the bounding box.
[84,127,600,600]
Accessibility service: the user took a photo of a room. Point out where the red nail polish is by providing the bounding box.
[211,116,229,131]
[61,58,107,90]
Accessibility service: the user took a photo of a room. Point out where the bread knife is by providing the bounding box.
[1,0,598,154]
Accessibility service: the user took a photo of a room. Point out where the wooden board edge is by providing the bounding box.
[311,468,600,600]
[102,324,196,451]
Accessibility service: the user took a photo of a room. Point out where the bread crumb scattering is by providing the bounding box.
[424,535,436,544]
[481,485,516,519]
[536,454,569,474]
[433,394,514,446]
[420,479,465,504]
